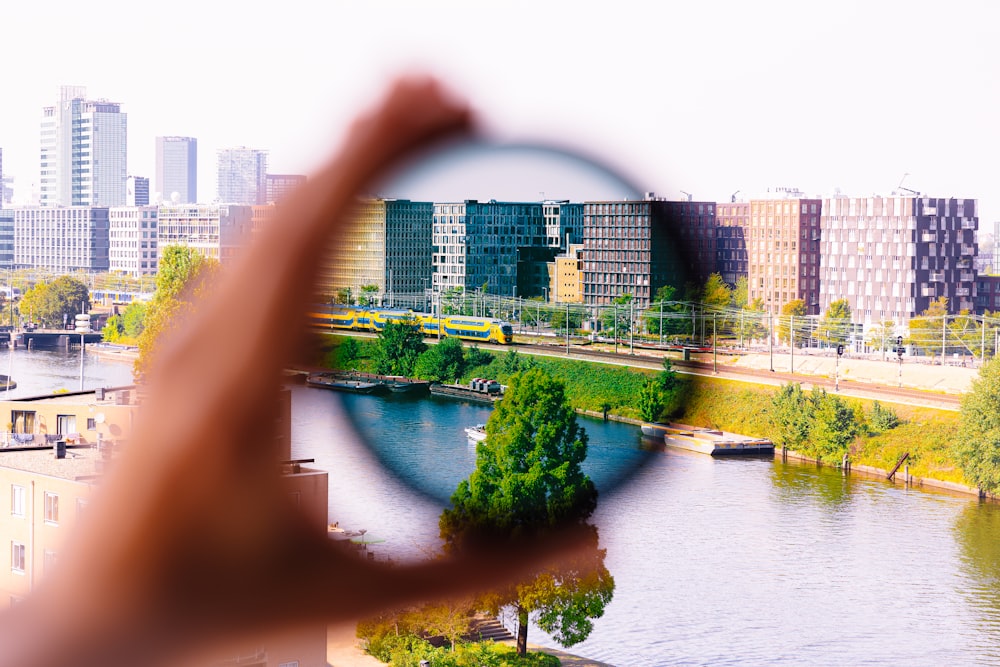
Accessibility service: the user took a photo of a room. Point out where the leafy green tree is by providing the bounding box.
[737,297,769,344]
[338,336,360,365]
[957,356,1000,495]
[702,273,732,310]
[644,284,691,338]
[816,298,852,345]
[769,382,813,451]
[121,302,147,339]
[601,294,633,336]
[333,287,354,305]
[440,367,611,655]
[551,306,583,333]
[441,286,473,316]
[373,319,426,376]
[732,276,749,309]
[20,276,90,329]
[463,345,494,371]
[102,314,125,343]
[776,299,807,346]
[865,319,897,360]
[908,296,948,359]
[136,246,219,376]
[808,389,859,463]
[413,336,466,382]
[359,283,380,307]
[659,357,678,392]
[637,379,665,422]
[867,401,900,434]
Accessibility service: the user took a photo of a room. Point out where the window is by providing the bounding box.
[43,549,57,575]
[56,414,76,435]
[44,492,58,524]
[11,542,24,573]
[11,410,34,434]
[11,485,24,517]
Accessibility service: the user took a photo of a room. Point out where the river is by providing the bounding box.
[290,385,1000,667]
[13,352,1000,665]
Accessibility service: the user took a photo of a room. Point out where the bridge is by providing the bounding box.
[11,331,103,349]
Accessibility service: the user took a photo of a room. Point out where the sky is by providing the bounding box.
[2,1,1000,221]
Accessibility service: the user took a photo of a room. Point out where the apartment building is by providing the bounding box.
[581,198,704,309]
[745,196,822,315]
[13,207,109,272]
[548,243,584,303]
[715,201,749,287]
[820,196,977,323]
[108,206,158,276]
[157,203,253,265]
[323,198,433,301]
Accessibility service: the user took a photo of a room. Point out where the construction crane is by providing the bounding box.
[680,190,693,202]
[894,172,920,196]
[730,190,741,203]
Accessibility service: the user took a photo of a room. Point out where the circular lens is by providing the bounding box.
[306,140,690,504]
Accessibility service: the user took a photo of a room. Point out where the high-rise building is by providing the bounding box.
[433,200,544,298]
[40,86,127,207]
[155,136,197,204]
[819,195,977,323]
[13,207,110,272]
[0,209,13,269]
[323,199,433,301]
[217,147,268,205]
[746,195,822,315]
[157,203,254,265]
[265,174,306,204]
[126,176,150,207]
[581,198,706,309]
[109,206,158,276]
[715,201,749,286]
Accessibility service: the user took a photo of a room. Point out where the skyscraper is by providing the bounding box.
[40,86,127,207]
[217,147,268,205]
[155,136,197,203]
[126,176,150,207]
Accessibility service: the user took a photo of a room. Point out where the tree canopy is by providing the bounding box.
[956,356,1000,495]
[136,246,219,376]
[776,299,807,346]
[20,276,90,329]
[373,319,426,376]
[817,298,852,345]
[908,296,948,358]
[439,367,610,655]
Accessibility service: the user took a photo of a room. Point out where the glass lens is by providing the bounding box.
[307,141,693,504]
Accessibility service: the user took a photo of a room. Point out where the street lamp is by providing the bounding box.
[75,312,92,392]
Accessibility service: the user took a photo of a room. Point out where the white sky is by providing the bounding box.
[2,1,999,221]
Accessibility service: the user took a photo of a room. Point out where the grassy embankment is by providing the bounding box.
[317,334,964,485]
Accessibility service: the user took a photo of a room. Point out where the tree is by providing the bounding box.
[908,296,948,359]
[373,319,426,376]
[702,273,731,310]
[338,336,360,365]
[550,306,583,333]
[644,284,691,338]
[121,302,147,339]
[737,297,769,344]
[413,336,465,382]
[776,299,807,346]
[637,379,665,422]
[20,276,90,329]
[359,284,380,307]
[865,319,897,361]
[136,246,219,376]
[769,382,813,451]
[439,367,611,655]
[956,356,1000,495]
[732,276,749,309]
[601,294,633,337]
[808,389,859,464]
[816,298,852,345]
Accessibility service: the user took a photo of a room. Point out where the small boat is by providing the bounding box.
[642,421,773,456]
[388,380,431,394]
[465,424,488,444]
[306,374,383,394]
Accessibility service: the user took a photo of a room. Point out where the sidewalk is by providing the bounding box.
[728,350,977,394]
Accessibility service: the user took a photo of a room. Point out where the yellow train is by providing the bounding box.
[307,305,513,344]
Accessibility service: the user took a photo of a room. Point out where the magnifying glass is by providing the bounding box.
[309,140,693,506]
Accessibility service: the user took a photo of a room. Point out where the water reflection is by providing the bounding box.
[769,453,854,508]
[955,501,1000,659]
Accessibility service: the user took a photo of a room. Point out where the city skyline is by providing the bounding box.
[0,2,998,218]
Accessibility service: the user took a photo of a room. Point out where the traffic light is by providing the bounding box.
[837,344,844,356]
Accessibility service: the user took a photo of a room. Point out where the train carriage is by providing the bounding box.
[309,305,512,344]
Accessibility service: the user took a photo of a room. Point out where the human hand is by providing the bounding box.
[0,78,590,667]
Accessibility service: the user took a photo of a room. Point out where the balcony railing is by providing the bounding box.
[963,219,977,230]
[921,287,937,297]
[920,233,937,242]
[929,272,945,282]
[955,287,971,297]
[961,271,975,282]
[961,245,976,255]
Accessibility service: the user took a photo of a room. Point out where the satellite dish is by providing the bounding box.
[95,413,105,424]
